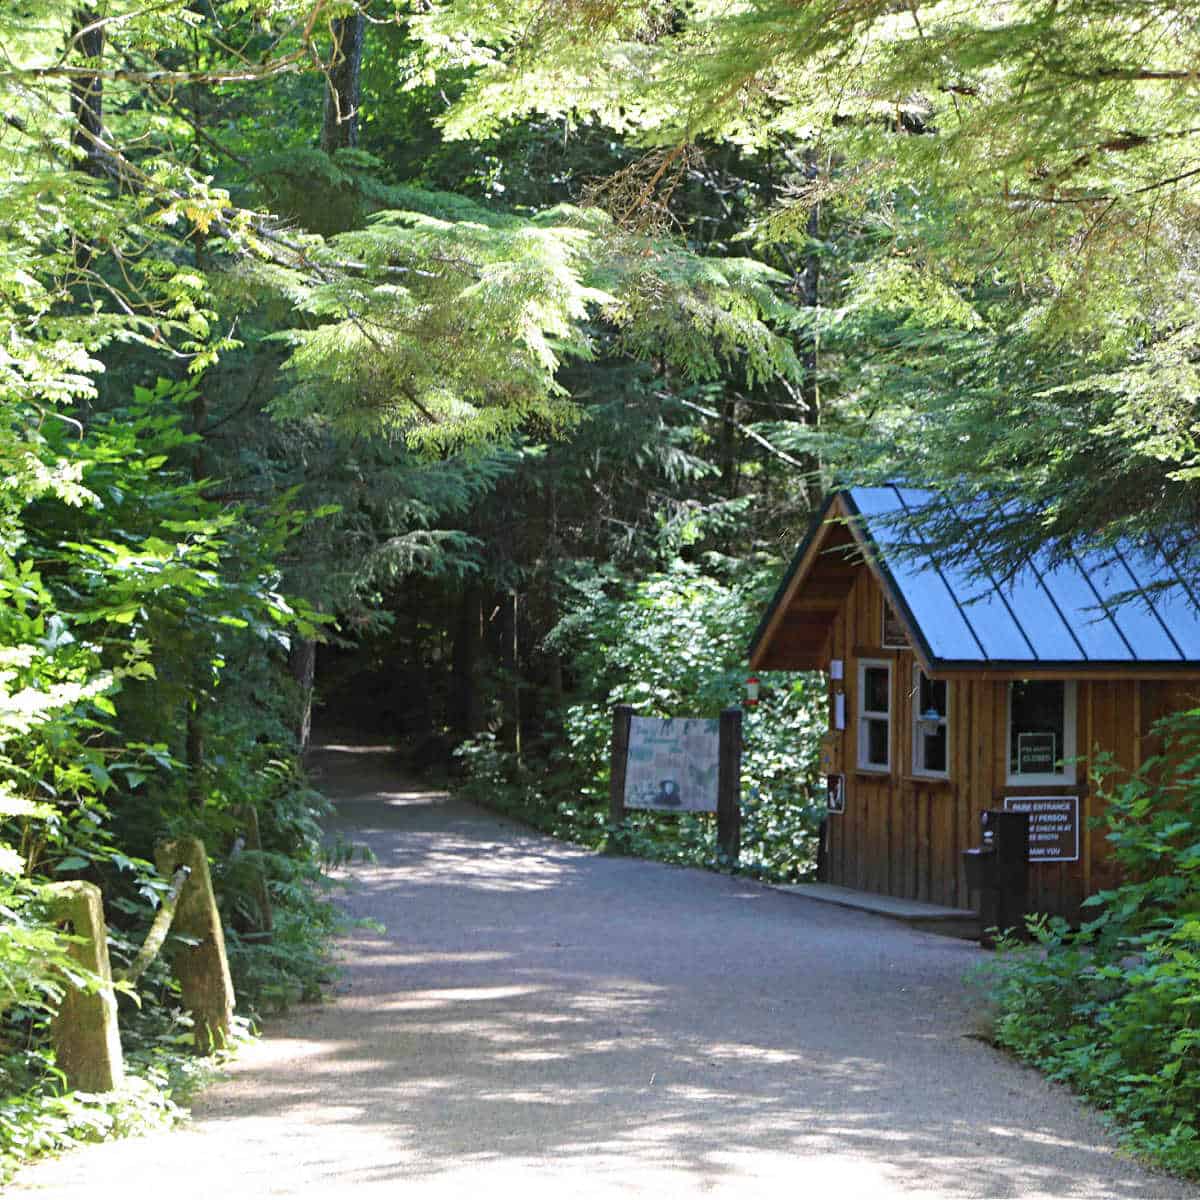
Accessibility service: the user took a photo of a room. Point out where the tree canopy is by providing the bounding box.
[411,0,1200,571]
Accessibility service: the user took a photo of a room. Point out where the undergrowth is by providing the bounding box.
[979,709,1200,1179]
[0,758,347,1184]
[454,563,827,882]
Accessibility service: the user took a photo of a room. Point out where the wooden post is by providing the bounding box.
[155,837,235,1054]
[718,706,743,864]
[46,881,124,1092]
[608,704,634,850]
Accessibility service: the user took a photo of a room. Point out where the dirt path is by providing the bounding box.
[11,744,1197,1198]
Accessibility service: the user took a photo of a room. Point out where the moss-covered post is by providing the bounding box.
[46,881,124,1092]
[155,837,235,1054]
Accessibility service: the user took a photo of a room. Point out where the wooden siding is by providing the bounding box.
[818,568,1196,920]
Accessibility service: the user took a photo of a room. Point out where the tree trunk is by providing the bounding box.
[499,590,521,757]
[70,9,106,177]
[186,696,204,806]
[798,153,821,419]
[719,393,740,500]
[320,12,365,154]
[289,638,316,752]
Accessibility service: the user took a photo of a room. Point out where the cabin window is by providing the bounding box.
[1007,680,1077,785]
[857,659,892,772]
[912,667,949,777]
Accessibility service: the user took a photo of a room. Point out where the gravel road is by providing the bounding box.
[12,743,1197,1198]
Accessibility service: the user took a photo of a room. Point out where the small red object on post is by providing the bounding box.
[744,675,760,707]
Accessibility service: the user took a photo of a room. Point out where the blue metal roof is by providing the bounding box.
[845,486,1200,669]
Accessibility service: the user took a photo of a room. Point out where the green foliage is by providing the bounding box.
[0,1052,185,1184]
[413,0,1200,586]
[421,0,1200,342]
[0,0,814,1180]
[272,195,802,448]
[455,561,826,880]
[8,0,1200,1185]
[981,710,1200,1177]
[0,373,343,1176]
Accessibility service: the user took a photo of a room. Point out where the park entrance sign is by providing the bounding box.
[1003,795,1080,863]
[624,717,720,812]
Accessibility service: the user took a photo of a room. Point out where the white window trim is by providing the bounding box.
[911,665,950,779]
[857,658,892,773]
[1006,680,1077,786]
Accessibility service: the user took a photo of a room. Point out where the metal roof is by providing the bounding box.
[751,486,1200,673]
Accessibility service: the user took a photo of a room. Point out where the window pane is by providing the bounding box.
[922,726,947,773]
[864,667,890,714]
[867,718,889,765]
[918,674,947,719]
[1009,681,1065,776]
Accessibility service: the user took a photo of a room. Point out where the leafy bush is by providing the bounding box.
[455,560,826,880]
[0,383,340,1180]
[981,708,1200,1177]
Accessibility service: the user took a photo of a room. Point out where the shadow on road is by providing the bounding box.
[171,744,1186,1199]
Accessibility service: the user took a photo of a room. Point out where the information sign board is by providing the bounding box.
[624,717,720,812]
[1002,795,1079,862]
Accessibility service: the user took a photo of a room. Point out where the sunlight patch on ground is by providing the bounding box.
[375,791,452,804]
[984,1126,1105,1152]
[371,846,571,891]
[704,1043,804,1065]
[330,947,511,967]
[567,983,667,1016]
[381,985,543,1011]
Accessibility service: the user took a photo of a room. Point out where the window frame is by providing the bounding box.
[1005,680,1078,786]
[857,658,892,773]
[911,665,950,779]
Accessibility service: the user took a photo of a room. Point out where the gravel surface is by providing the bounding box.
[12,743,1198,1198]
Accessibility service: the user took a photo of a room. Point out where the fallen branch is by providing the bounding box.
[114,863,192,985]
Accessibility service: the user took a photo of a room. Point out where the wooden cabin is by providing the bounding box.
[749,486,1200,920]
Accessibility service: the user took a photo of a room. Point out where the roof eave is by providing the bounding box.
[924,660,1200,681]
[747,492,843,671]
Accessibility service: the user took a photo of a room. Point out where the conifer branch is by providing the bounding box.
[2,59,310,86]
[670,396,806,469]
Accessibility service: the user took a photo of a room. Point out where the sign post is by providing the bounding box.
[608,704,634,842]
[717,706,742,864]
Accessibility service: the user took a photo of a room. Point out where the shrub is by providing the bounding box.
[981,708,1200,1177]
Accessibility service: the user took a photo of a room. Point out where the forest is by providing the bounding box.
[3,0,1200,1180]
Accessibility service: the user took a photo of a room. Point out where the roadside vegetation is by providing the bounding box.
[983,713,1200,1177]
[454,564,827,880]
